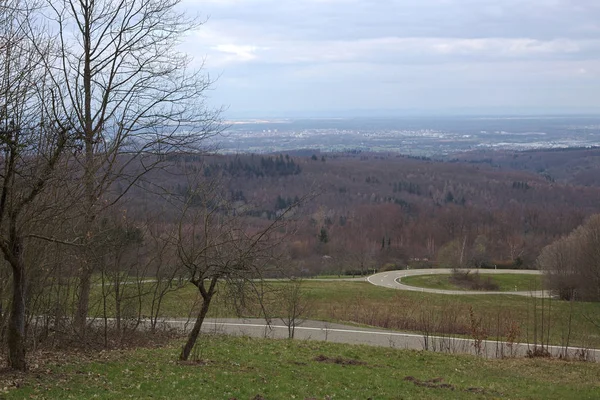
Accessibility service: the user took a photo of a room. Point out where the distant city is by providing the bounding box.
[212,115,600,156]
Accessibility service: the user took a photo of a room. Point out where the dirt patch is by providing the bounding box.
[404,376,455,390]
[404,376,503,396]
[178,359,213,367]
[42,326,183,352]
[313,354,367,366]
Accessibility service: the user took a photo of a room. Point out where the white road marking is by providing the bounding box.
[188,321,597,356]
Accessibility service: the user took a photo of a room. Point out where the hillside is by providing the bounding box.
[449,146,600,186]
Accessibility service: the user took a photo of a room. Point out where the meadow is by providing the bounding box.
[3,335,599,399]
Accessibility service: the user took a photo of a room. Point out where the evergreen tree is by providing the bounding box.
[318,227,329,243]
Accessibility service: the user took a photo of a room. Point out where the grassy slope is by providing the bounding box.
[5,335,600,400]
[401,274,543,292]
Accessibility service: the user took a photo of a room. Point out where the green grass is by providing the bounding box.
[401,273,543,292]
[4,335,600,399]
[309,274,365,279]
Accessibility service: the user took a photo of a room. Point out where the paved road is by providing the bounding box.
[146,318,598,362]
[367,268,549,297]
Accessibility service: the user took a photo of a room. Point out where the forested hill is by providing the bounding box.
[447,146,600,186]
[124,149,600,275]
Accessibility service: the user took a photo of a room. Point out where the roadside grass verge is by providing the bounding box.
[3,335,600,399]
[401,273,543,292]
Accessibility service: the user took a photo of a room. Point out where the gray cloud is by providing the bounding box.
[180,0,600,116]
[188,0,600,40]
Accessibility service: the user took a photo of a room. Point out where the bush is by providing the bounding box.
[379,263,406,272]
[344,268,377,276]
[450,270,500,291]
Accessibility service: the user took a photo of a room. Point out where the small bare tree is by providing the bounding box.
[143,214,187,333]
[279,277,311,339]
[174,174,303,361]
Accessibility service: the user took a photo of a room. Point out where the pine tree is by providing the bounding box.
[319,227,329,243]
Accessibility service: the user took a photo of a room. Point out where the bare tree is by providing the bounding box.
[538,214,600,301]
[144,219,187,333]
[279,277,310,339]
[538,233,578,300]
[0,0,73,370]
[39,0,220,336]
[174,174,302,361]
[93,210,146,345]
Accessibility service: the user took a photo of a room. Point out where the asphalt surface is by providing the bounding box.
[367,268,549,297]
[145,318,598,362]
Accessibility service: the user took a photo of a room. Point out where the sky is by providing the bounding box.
[181,0,600,118]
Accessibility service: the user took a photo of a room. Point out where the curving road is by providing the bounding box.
[367,268,549,297]
[165,318,597,361]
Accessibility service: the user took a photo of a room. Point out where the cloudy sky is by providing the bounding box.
[181,0,600,118]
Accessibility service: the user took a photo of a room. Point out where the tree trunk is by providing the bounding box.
[7,262,26,371]
[115,278,122,332]
[74,0,97,340]
[74,267,92,336]
[459,235,467,267]
[179,292,214,361]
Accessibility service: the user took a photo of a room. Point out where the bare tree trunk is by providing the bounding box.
[0,270,5,340]
[459,235,467,267]
[74,267,93,336]
[114,277,122,333]
[180,277,217,361]
[180,293,214,361]
[74,0,96,338]
[7,254,26,371]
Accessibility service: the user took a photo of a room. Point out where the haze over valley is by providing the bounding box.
[216,115,600,156]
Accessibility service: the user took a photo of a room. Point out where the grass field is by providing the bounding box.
[401,273,543,292]
[86,279,600,349]
[3,335,600,399]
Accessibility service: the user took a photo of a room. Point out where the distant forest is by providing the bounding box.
[126,147,600,276]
